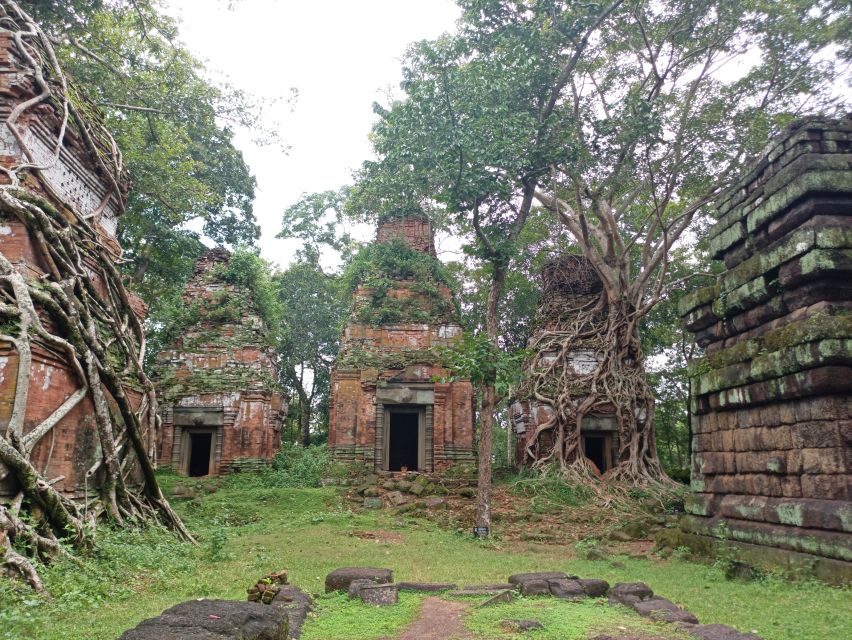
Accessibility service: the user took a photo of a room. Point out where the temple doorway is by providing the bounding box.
[187,431,213,476]
[387,411,421,471]
[582,432,612,474]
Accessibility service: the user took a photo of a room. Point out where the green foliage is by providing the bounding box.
[509,473,594,509]
[2,481,849,639]
[222,445,333,489]
[275,254,348,444]
[19,0,267,322]
[343,238,458,326]
[220,248,283,336]
[437,332,528,396]
[278,189,354,259]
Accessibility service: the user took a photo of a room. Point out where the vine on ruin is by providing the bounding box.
[343,238,458,326]
[515,256,675,493]
[0,0,191,591]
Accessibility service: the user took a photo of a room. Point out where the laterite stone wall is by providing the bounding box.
[678,116,851,581]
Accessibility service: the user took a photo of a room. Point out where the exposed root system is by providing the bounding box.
[0,0,191,590]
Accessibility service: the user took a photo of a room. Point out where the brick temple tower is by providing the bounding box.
[510,255,619,473]
[0,33,148,497]
[328,211,476,473]
[154,248,285,476]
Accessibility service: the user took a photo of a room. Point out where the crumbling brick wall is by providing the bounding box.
[678,116,851,580]
[154,248,284,476]
[0,32,148,498]
[328,215,475,473]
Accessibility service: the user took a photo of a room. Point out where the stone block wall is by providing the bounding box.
[678,116,851,577]
[154,248,284,476]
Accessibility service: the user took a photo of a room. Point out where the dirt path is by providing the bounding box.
[383,596,474,640]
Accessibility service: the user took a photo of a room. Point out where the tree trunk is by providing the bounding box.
[475,263,506,532]
[475,384,494,532]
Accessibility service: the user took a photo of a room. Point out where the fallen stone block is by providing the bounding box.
[118,599,289,640]
[348,579,374,599]
[501,619,544,632]
[385,491,407,506]
[325,567,393,593]
[686,623,764,640]
[578,578,609,597]
[607,582,654,606]
[363,497,383,509]
[633,597,699,624]
[359,583,398,606]
[548,578,585,599]
[508,571,573,584]
[479,590,515,606]
[396,582,457,592]
[463,583,516,591]
[272,586,313,639]
[518,579,551,596]
[448,588,510,597]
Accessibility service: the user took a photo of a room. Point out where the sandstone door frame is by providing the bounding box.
[382,405,425,472]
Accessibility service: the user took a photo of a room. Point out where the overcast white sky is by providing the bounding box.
[165,0,461,267]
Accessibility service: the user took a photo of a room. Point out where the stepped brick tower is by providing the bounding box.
[154,248,285,476]
[0,33,148,497]
[678,116,851,583]
[510,256,619,472]
[328,212,475,473]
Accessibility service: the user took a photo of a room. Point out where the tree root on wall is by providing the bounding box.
[516,279,678,497]
[0,0,192,590]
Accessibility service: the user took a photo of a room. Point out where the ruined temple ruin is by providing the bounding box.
[0,32,149,497]
[154,248,285,476]
[678,116,851,582]
[328,212,475,473]
[510,256,618,473]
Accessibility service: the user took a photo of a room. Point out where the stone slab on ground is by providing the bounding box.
[118,599,289,640]
[607,582,654,606]
[271,586,313,639]
[501,619,544,632]
[632,597,699,624]
[686,624,764,640]
[548,578,586,599]
[325,567,393,593]
[385,491,407,506]
[578,578,610,597]
[396,582,457,592]
[518,579,551,596]
[348,579,374,599]
[479,590,515,606]
[360,583,399,606]
[463,583,516,591]
[448,588,510,597]
[508,571,574,584]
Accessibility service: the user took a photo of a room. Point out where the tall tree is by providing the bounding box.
[276,251,347,446]
[348,0,847,492]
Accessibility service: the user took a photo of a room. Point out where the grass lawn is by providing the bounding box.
[0,478,849,640]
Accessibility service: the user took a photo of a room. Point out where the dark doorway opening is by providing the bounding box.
[388,412,419,471]
[583,435,607,474]
[188,432,212,477]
